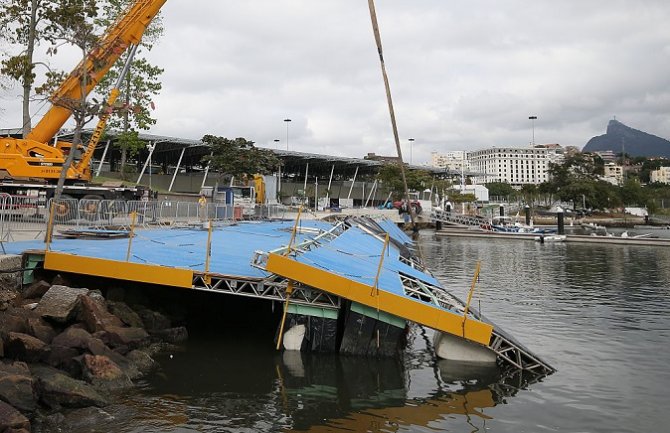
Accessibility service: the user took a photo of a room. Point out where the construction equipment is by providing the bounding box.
[0,0,167,202]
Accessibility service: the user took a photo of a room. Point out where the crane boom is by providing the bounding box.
[27,0,167,144]
[0,0,166,201]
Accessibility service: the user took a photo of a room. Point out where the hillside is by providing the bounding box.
[583,119,670,158]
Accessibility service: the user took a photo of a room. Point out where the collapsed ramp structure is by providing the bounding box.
[254,216,555,376]
[5,212,554,376]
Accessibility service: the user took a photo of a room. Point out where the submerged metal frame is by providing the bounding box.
[191,272,341,310]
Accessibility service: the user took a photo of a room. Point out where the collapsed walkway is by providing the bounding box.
[3,215,555,375]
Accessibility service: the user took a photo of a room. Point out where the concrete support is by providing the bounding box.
[433,331,497,364]
[277,164,282,200]
[201,152,213,190]
[347,166,359,200]
[278,304,339,353]
[95,139,111,177]
[136,141,155,184]
[325,164,335,207]
[339,302,406,357]
[364,179,378,208]
[303,163,309,196]
[168,147,186,192]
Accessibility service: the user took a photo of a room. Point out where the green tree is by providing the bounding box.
[620,178,647,207]
[202,136,280,180]
[485,181,515,198]
[377,164,433,199]
[520,184,538,205]
[447,190,477,204]
[96,0,164,174]
[545,153,604,207]
[0,0,97,136]
[39,0,101,199]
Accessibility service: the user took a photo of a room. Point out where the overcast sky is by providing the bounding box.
[2,0,669,164]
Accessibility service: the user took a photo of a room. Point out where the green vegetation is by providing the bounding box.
[202,135,280,179]
[486,154,670,214]
[376,164,452,200]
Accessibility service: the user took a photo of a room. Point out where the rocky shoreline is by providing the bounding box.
[0,267,188,433]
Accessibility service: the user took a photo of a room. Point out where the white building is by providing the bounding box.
[430,151,468,172]
[468,144,564,187]
[650,166,670,184]
[602,163,624,186]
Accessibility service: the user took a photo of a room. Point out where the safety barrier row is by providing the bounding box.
[0,194,292,242]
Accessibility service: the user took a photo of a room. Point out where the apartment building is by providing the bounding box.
[430,151,468,172]
[468,144,564,186]
[602,163,624,186]
[650,166,670,184]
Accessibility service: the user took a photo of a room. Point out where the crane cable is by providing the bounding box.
[367,0,416,229]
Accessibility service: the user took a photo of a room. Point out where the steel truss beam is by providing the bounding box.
[490,331,555,374]
[399,273,555,375]
[192,273,341,309]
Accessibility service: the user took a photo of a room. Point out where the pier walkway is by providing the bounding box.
[2,216,554,375]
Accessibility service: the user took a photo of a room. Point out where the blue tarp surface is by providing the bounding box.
[2,218,444,299]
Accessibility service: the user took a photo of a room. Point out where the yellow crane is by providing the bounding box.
[0,0,166,200]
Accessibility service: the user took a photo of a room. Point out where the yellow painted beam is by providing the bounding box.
[265,253,493,346]
[44,251,193,288]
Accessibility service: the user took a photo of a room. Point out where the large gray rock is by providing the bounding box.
[0,255,22,291]
[51,326,92,350]
[0,362,36,413]
[86,338,141,380]
[0,288,18,312]
[99,326,148,351]
[125,350,156,376]
[81,354,132,390]
[22,280,51,299]
[31,365,107,409]
[107,301,144,328]
[0,308,29,335]
[78,295,123,333]
[0,400,30,432]
[5,332,46,363]
[27,317,56,344]
[35,285,89,323]
[44,346,80,376]
[136,308,171,331]
[151,326,188,344]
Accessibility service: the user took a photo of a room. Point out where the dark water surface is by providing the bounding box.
[61,232,670,432]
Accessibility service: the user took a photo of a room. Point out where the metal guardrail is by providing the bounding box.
[430,209,487,228]
[0,194,292,243]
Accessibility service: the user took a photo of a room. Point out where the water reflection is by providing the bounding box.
[284,352,544,433]
[44,330,542,433]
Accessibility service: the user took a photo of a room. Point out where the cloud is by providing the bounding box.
[2,0,669,163]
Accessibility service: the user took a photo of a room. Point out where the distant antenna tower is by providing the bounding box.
[621,137,626,182]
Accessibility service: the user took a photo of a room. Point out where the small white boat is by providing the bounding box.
[534,234,566,243]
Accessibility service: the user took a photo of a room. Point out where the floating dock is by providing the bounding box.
[435,227,670,246]
[3,216,554,375]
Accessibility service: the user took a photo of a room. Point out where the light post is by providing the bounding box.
[283,118,292,150]
[408,138,415,164]
[273,139,280,148]
[529,116,537,145]
[146,142,155,191]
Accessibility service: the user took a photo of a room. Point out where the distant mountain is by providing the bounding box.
[583,120,670,158]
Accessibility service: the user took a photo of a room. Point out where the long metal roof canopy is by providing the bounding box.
[8,128,462,177]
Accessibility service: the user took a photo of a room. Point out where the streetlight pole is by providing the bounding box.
[273,139,280,148]
[408,138,415,164]
[529,116,537,145]
[146,142,155,192]
[283,118,292,150]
